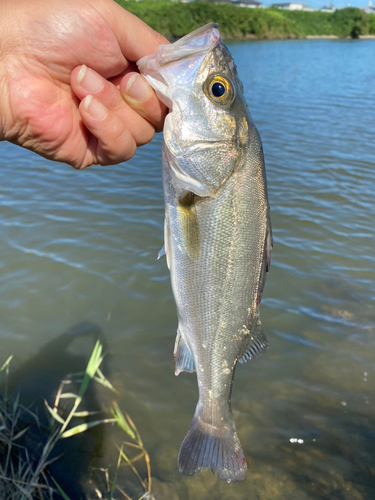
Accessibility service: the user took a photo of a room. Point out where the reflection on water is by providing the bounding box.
[0,39,375,499]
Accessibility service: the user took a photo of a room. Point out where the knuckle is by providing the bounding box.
[98,134,137,165]
[136,126,155,147]
[118,131,137,160]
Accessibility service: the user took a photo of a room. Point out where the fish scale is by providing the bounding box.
[138,23,272,482]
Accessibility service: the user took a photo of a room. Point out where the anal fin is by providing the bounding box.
[174,328,195,375]
[239,318,268,364]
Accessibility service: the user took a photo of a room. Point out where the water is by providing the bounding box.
[0,39,374,499]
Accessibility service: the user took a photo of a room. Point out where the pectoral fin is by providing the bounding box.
[177,193,200,260]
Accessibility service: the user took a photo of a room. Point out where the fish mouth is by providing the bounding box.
[158,23,220,67]
[172,23,218,44]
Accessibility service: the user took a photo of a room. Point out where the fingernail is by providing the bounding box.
[77,65,103,93]
[83,95,106,120]
[125,74,150,101]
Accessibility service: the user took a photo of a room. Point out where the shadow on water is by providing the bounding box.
[5,322,112,499]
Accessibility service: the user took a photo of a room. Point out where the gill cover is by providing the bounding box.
[138,24,240,197]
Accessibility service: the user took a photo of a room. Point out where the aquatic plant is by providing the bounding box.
[0,342,152,500]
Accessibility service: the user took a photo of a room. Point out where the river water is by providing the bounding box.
[0,39,374,499]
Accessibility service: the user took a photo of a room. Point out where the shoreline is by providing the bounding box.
[305,35,339,39]
[221,34,375,40]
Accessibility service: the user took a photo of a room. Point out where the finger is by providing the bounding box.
[121,72,168,133]
[71,65,156,146]
[72,65,123,110]
[104,3,169,61]
[79,95,136,167]
[109,62,139,89]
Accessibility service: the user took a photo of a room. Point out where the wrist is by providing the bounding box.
[0,1,21,143]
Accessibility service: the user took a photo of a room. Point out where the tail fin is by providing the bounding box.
[177,407,247,482]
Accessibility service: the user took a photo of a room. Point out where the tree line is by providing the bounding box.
[115,1,375,40]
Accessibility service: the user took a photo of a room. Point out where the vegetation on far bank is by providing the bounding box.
[115,0,375,40]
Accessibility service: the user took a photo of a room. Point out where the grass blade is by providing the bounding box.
[59,340,104,436]
[58,393,79,399]
[51,477,73,500]
[94,368,119,394]
[72,410,102,417]
[77,341,103,402]
[111,402,135,440]
[109,443,124,500]
[0,355,13,373]
[45,401,65,425]
[60,418,115,438]
[12,426,30,441]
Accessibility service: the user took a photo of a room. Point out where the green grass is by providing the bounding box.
[0,342,152,500]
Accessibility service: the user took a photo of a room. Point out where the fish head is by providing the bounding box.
[138,24,252,197]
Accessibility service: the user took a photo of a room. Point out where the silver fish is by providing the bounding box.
[138,23,272,483]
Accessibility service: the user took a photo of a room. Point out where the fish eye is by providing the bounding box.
[212,82,225,98]
[205,75,234,106]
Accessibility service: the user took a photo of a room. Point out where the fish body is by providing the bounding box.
[138,24,272,483]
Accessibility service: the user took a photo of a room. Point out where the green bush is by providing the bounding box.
[115,1,375,40]
[330,7,369,37]
[369,13,375,34]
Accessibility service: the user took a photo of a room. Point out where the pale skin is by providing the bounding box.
[0,0,168,168]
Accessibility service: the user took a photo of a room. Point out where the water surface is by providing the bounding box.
[0,39,374,499]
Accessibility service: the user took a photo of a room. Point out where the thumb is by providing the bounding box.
[102,0,169,62]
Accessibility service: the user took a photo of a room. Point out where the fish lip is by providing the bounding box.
[172,23,219,45]
[137,23,219,71]
[159,24,220,67]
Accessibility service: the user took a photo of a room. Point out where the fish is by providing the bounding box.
[137,23,272,483]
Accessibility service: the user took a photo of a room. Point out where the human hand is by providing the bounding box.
[0,0,168,168]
